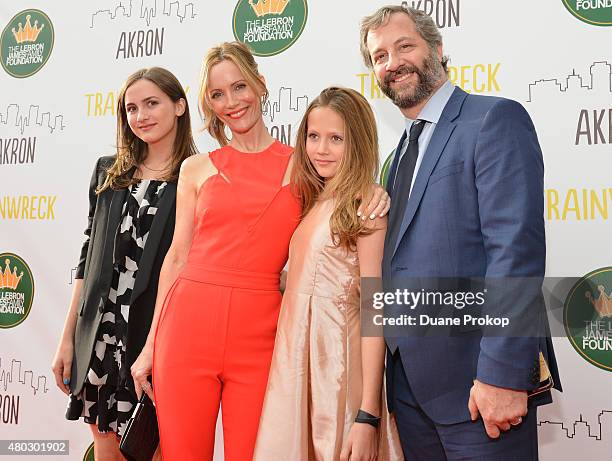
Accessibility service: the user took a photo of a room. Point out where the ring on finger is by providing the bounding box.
[510,417,522,426]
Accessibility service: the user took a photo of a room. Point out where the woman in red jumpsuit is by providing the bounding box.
[129,41,389,460]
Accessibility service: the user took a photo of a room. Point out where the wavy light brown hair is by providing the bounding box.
[98,67,198,193]
[360,5,449,72]
[292,87,379,251]
[198,41,269,146]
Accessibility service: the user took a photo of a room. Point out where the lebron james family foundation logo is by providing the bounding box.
[1,9,54,78]
[562,0,612,26]
[83,443,95,461]
[0,253,34,328]
[564,267,612,371]
[233,0,308,56]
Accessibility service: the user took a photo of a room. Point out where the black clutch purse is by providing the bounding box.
[119,393,159,461]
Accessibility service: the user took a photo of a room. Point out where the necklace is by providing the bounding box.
[141,161,170,172]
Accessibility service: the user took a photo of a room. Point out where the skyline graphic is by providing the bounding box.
[527,60,612,102]
[90,0,197,28]
[263,86,309,123]
[0,104,65,135]
[0,357,49,396]
[539,410,612,441]
[69,267,78,286]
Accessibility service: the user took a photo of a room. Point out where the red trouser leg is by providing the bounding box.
[220,287,281,461]
[153,279,230,460]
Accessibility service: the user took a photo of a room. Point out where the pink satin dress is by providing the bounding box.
[254,199,404,461]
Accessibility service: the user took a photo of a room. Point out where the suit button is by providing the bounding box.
[98,298,104,313]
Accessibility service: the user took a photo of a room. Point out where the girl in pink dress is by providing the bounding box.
[255,87,403,461]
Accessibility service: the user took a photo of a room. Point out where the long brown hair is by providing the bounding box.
[292,87,379,250]
[98,67,198,193]
[198,41,268,146]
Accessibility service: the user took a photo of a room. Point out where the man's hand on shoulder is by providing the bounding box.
[468,379,528,439]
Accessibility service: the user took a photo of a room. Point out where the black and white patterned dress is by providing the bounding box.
[69,179,166,436]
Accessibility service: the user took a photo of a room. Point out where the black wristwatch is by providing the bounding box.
[354,409,381,428]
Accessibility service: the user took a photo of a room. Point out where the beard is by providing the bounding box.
[379,49,444,109]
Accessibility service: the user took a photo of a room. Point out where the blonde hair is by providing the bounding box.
[198,41,269,146]
[98,67,198,193]
[292,87,379,251]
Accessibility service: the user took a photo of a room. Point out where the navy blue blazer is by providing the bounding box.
[382,86,561,424]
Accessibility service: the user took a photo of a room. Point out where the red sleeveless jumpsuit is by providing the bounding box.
[153,141,300,460]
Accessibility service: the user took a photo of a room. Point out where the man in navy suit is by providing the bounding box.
[360,5,561,460]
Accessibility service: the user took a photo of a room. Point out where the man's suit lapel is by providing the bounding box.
[391,87,468,258]
[131,181,176,303]
[383,131,408,260]
[385,131,407,195]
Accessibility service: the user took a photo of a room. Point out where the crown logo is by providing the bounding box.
[0,259,23,290]
[249,0,290,17]
[585,285,612,318]
[12,15,45,44]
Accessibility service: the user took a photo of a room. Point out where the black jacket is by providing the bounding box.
[70,155,176,395]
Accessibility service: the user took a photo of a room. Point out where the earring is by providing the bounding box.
[260,93,268,115]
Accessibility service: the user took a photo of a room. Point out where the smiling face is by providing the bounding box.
[366,12,445,111]
[206,59,264,137]
[124,78,185,146]
[305,106,346,180]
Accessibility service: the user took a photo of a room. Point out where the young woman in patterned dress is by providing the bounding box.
[51,67,197,461]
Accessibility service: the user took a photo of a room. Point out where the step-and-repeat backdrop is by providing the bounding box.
[1,1,611,459]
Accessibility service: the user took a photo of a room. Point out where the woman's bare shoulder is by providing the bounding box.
[179,152,218,192]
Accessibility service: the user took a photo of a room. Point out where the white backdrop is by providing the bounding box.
[1,1,611,459]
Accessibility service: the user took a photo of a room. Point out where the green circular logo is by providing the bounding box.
[233,0,308,57]
[0,253,35,329]
[380,149,395,188]
[562,0,612,26]
[83,443,94,461]
[564,267,612,372]
[1,9,54,78]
